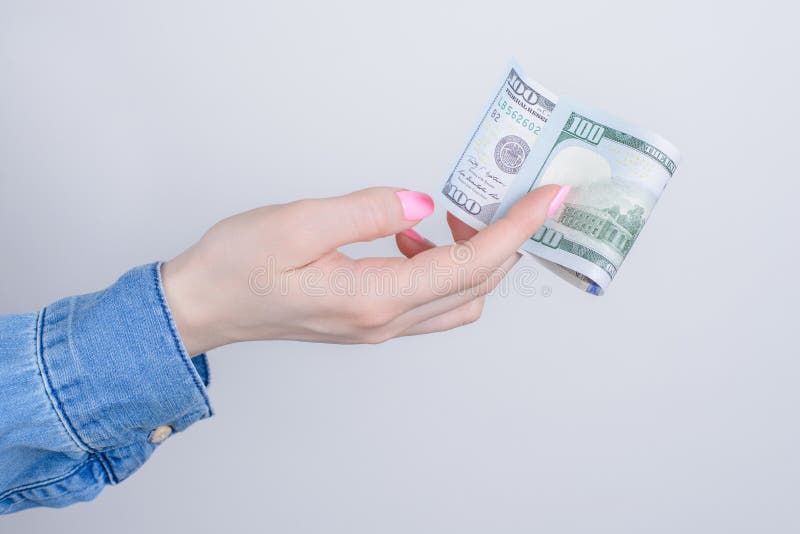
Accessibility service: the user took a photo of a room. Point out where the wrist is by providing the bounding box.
[161,251,229,356]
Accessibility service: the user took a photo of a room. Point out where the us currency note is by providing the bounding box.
[495,98,680,295]
[441,63,558,229]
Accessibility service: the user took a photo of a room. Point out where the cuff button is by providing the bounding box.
[148,425,174,444]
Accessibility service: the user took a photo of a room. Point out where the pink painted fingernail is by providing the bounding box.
[396,190,434,221]
[401,228,426,243]
[547,185,571,218]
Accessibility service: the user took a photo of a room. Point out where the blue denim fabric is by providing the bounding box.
[0,263,213,514]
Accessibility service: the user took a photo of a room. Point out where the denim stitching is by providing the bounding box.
[153,262,213,417]
[24,264,211,503]
[37,303,118,485]
[94,452,118,484]
[34,306,91,454]
[0,457,94,501]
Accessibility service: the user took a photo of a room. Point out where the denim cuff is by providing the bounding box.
[37,262,213,481]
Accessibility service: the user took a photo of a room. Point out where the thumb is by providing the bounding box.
[290,187,434,259]
[416,184,569,284]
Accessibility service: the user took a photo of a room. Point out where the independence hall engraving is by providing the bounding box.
[556,203,645,257]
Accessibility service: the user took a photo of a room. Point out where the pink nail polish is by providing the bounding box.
[396,191,434,221]
[547,185,571,218]
[401,228,425,243]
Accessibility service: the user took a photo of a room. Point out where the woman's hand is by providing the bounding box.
[161,185,565,355]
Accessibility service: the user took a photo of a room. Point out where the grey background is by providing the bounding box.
[1,0,797,532]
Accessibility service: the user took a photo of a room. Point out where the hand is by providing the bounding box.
[161,185,564,355]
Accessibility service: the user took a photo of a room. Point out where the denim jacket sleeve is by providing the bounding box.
[0,262,213,514]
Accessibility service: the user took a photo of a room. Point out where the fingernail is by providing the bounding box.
[401,228,426,243]
[547,185,571,218]
[400,228,436,246]
[396,190,434,221]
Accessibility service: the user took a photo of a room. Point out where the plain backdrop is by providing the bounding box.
[1,1,798,532]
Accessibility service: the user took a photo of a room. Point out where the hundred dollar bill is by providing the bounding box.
[441,63,558,229]
[495,98,680,295]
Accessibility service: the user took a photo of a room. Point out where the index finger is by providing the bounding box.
[407,184,566,300]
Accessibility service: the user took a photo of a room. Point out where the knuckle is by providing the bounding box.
[277,199,317,228]
[353,197,390,237]
[361,330,393,345]
[462,300,484,325]
[352,301,395,330]
[370,310,396,330]
[354,313,380,329]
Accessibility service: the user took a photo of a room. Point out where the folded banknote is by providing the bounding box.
[441,62,680,295]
